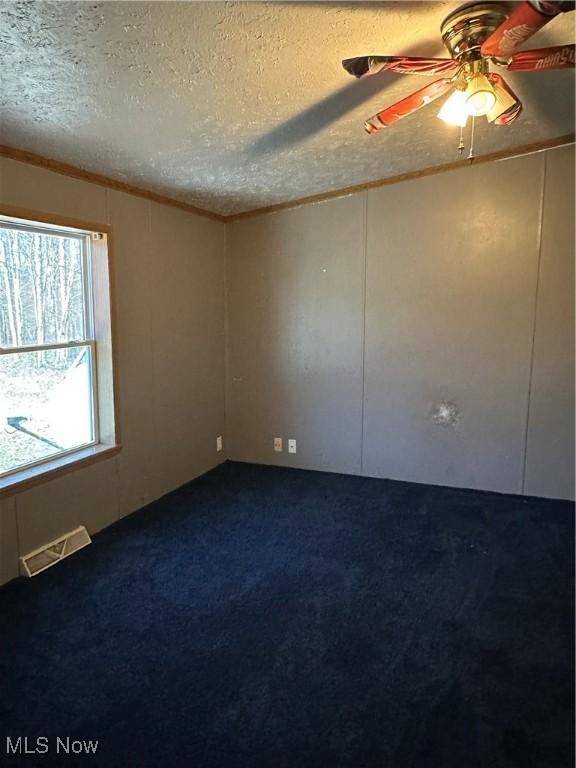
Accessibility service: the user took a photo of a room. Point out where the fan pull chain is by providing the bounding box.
[458,126,465,156]
[468,116,476,162]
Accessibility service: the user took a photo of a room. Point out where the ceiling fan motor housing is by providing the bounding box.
[441,2,509,62]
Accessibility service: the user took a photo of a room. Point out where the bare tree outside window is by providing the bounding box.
[0,223,96,475]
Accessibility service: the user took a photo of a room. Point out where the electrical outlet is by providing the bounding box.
[216,435,223,453]
[274,437,283,452]
[288,439,297,454]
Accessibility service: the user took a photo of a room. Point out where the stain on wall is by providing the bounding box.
[430,401,461,428]
[363,154,543,494]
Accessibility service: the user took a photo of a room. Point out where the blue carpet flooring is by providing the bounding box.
[0,461,574,767]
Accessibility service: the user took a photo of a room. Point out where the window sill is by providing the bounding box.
[0,444,121,498]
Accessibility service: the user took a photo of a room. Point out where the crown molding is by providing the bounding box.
[0,144,225,223]
[1,133,574,225]
[224,133,576,222]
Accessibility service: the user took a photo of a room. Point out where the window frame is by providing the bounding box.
[0,206,120,497]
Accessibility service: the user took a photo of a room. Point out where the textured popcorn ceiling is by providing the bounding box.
[1,1,574,215]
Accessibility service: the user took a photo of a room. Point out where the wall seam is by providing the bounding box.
[14,496,21,574]
[520,152,547,495]
[147,199,161,501]
[223,221,230,461]
[359,191,368,475]
[105,188,122,522]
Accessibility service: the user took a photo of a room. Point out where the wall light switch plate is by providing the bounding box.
[288,439,297,454]
[216,435,223,452]
[274,437,283,452]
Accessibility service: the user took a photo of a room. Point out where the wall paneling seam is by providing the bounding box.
[223,222,230,460]
[105,188,122,523]
[521,153,548,495]
[359,192,368,475]
[147,199,160,504]
[14,496,21,577]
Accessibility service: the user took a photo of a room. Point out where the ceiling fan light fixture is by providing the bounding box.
[465,73,497,116]
[437,87,469,127]
[486,80,518,122]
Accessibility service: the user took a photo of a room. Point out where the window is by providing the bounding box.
[0,211,118,489]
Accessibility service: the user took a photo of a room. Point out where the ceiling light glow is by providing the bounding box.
[465,73,496,117]
[437,88,469,127]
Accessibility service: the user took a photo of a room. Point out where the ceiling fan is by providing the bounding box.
[343,1,575,133]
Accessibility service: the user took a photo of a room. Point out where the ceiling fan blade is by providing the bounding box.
[364,79,454,133]
[493,101,523,125]
[507,43,575,70]
[481,1,574,59]
[342,56,458,79]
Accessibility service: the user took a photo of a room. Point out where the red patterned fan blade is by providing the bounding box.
[342,56,458,79]
[481,2,572,59]
[488,74,523,124]
[507,44,575,70]
[364,79,454,134]
[494,101,523,125]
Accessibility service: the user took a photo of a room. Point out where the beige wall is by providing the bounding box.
[1,144,574,586]
[0,158,227,584]
[227,145,575,500]
[226,194,366,474]
[524,148,575,498]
